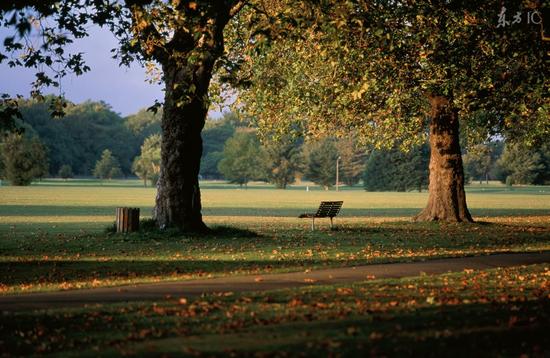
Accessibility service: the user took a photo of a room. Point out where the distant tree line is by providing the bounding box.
[1,99,549,189]
[464,141,550,186]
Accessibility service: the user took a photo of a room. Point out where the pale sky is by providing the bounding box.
[0,26,164,117]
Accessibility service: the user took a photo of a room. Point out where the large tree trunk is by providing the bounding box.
[414,95,473,222]
[154,63,210,231]
[154,10,230,232]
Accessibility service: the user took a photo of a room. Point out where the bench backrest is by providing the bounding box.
[315,201,343,218]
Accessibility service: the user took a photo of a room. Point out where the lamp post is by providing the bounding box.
[336,156,341,191]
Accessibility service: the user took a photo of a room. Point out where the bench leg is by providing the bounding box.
[330,217,333,229]
[311,218,315,231]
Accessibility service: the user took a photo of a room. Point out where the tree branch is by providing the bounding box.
[229,0,248,18]
[129,5,167,62]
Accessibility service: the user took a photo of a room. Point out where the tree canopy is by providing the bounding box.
[238,1,548,145]
[133,133,161,186]
[304,137,339,190]
[234,0,548,222]
[497,142,547,185]
[16,99,141,175]
[218,130,266,187]
[201,115,237,179]
[0,132,48,185]
[364,143,429,192]
[93,149,123,180]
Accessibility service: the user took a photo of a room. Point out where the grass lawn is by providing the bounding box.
[1,179,549,355]
[0,180,549,294]
[2,264,549,356]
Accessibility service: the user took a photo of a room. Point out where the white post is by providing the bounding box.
[336,156,341,191]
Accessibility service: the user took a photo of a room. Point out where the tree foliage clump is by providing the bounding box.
[536,144,550,185]
[93,149,122,180]
[263,136,303,189]
[124,108,162,144]
[133,134,161,187]
[0,133,48,185]
[463,144,493,184]
[496,143,545,185]
[336,137,367,187]
[18,99,139,175]
[201,116,236,179]
[239,1,548,146]
[364,144,429,192]
[218,131,266,188]
[58,164,73,180]
[304,137,339,190]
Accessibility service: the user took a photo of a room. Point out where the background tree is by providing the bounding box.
[534,144,550,185]
[9,100,241,181]
[18,99,139,175]
[132,134,161,187]
[363,150,393,192]
[304,138,339,190]
[364,144,429,192]
[93,149,122,180]
[401,144,430,192]
[336,138,367,187]
[58,164,73,180]
[263,136,302,189]
[200,116,236,179]
[496,143,545,185]
[124,108,162,144]
[488,140,505,181]
[218,131,266,188]
[463,144,493,184]
[0,133,48,185]
[238,0,548,222]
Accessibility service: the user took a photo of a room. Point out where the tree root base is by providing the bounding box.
[155,218,211,234]
[413,209,474,223]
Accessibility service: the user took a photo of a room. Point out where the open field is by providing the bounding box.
[2,179,550,228]
[0,180,549,294]
[1,180,549,355]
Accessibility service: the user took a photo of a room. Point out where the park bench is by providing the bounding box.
[299,201,343,231]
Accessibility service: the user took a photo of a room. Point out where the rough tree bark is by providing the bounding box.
[414,95,473,222]
[154,63,211,231]
[153,4,238,231]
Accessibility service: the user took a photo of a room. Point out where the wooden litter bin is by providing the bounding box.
[116,207,140,233]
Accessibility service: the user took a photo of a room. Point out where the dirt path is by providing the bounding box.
[1,252,549,311]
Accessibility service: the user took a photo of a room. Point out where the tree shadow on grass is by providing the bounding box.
[113,219,261,240]
[0,259,331,287]
[0,289,548,356]
[2,250,547,288]
[236,300,550,357]
[2,205,549,218]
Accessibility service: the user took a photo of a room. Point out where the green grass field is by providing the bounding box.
[1,179,549,294]
[1,179,549,355]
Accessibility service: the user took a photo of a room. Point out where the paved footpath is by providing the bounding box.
[1,252,549,312]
